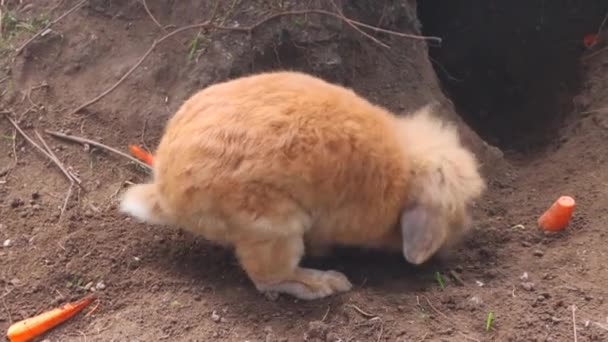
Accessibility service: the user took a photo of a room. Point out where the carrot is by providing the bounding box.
[6,295,95,342]
[128,144,154,166]
[583,33,598,48]
[537,195,575,232]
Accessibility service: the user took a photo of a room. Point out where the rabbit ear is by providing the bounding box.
[400,205,447,265]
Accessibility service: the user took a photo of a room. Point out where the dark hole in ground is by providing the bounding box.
[417,0,608,155]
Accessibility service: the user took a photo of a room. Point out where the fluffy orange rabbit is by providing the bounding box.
[120,71,485,300]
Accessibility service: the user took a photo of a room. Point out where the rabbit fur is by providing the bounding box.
[120,71,485,300]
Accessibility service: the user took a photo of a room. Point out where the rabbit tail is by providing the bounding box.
[120,183,171,225]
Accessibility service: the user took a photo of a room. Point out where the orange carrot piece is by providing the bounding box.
[128,144,154,166]
[538,196,575,232]
[6,295,95,342]
[583,33,598,48]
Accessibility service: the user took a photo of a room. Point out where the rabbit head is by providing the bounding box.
[393,105,486,265]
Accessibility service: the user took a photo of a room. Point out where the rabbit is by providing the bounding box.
[119,70,486,300]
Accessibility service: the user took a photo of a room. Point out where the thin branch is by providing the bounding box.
[422,296,450,321]
[34,130,82,185]
[0,6,4,40]
[240,9,443,44]
[421,296,480,342]
[3,113,79,185]
[448,269,466,286]
[68,20,214,115]
[68,8,441,115]
[321,305,331,322]
[142,0,163,30]
[348,304,378,318]
[348,16,441,43]
[11,128,17,163]
[597,9,608,35]
[572,305,578,342]
[1,296,11,325]
[60,182,74,219]
[45,130,153,171]
[329,0,389,49]
[15,0,87,55]
[376,321,384,342]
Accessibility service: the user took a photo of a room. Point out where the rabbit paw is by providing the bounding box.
[258,268,353,300]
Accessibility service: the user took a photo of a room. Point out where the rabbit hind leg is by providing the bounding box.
[235,234,352,300]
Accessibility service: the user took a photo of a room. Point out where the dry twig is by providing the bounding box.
[1,296,11,325]
[422,296,450,321]
[348,303,378,319]
[376,321,384,342]
[421,296,480,342]
[321,305,331,322]
[572,305,578,342]
[68,20,215,115]
[84,300,100,317]
[60,182,74,219]
[11,128,17,163]
[31,130,80,218]
[45,130,153,171]
[3,113,80,186]
[15,0,87,55]
[68,7,441,115]
[142,0,163,30]
[34,130,82,185]
[449,270,466,286]
[329,0,389,49]
[0,6,4,40]
[597,9,608,36]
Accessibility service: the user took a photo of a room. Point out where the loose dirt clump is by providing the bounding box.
[1,1,608,341]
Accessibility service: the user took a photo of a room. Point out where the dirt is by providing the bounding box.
[1,1,607,341]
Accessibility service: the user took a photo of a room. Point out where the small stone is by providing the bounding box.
[10,278,20,286]
[84,282,94,291]
[264,291,279,301]
[520,272,529,281]
[95,281,106,290]
[584,295,593,301]
[326,332,342,342]
[212,331,219,338]
[211,311,221,322]
[521,282,535,291]
[3,239,12,247]
[469,295,484,305]
[10,198,23,208]
[475,280,485,287]
[304,321,328,340]
[521,241,532,247]
[533,249,544,257]
[551,316,561,323]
